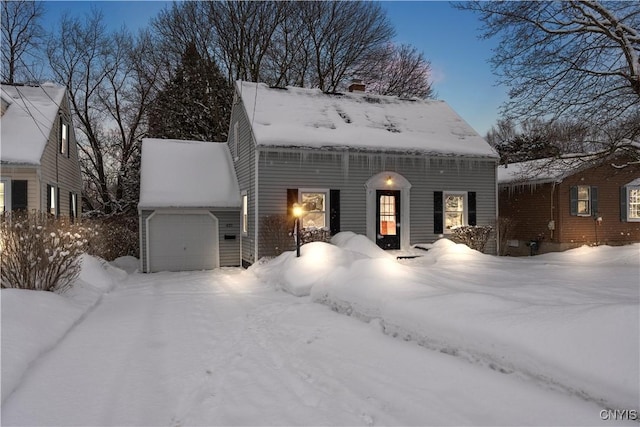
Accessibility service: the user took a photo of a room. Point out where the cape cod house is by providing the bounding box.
[498,156,640,255]
[0,83,82,219]
[230,81,499,267]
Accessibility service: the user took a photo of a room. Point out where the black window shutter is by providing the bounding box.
[11,180,28,211]
[590,186,598,216]
[46,184,52,214]
[56,187,60,217]
[621,187,628,222]
[434,191,443,234]
[330,189,340,235]
[569,186,578,216]
[287,189,298,218]
[468,192,477,226]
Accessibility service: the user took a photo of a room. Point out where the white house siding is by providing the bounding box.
[1,94,81,216]
[228,94,257,266]
[39,96,82,217]
[257,148,498,258]
[0,166,40,211]
[139,209,240,273]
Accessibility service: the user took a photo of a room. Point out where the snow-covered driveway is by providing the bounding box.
[2,265,625,426]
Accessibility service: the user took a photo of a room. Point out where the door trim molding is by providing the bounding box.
[365,172,411,250]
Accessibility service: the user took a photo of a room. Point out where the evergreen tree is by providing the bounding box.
[148,43,233,142]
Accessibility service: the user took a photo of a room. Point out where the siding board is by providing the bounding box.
[257,149,497,256]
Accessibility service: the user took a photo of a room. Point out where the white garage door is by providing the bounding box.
[148,212,219,272]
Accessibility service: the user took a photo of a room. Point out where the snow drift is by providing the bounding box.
[253,233,640,410]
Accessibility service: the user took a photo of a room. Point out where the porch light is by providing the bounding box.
[293,203,303,257]
[386,176,393,186]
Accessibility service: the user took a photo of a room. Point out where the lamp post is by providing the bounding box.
[293,203,303,257]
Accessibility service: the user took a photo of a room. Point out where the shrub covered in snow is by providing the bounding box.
[449,225,493,252]
[300,227,331,244]
[0,211,96,292]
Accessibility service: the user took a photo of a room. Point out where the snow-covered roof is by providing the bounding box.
[497,157,586,185]
[237,81,498,158]
[138,138,241,208]
[1,83,66,165]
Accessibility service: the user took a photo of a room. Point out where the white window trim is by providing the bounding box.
[576,185,591,217]
[0,177,11,213]
[49,184,57,216]
[443,191,468,234]
[626,185,640,222]
[60,121,68,156]
[298,188,330,230]
[241,190,248,235]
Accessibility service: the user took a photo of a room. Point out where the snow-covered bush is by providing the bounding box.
[0,211,96,292]
[83,214,139,260]
[450,225,493,252]
[300,227,331,244]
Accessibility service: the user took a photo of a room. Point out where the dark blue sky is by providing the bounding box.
[42,1,506,135]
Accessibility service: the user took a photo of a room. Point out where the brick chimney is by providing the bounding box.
[348,79,365,93]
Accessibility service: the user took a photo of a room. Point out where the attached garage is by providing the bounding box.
[138,139,241,273]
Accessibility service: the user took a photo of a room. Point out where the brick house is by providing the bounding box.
[498,156,640,255]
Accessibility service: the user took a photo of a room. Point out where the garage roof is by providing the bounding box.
[139,138,241,208]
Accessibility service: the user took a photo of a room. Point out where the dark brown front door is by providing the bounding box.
[376,190,400,250]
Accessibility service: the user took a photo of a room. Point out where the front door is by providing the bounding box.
[376,190,400,250]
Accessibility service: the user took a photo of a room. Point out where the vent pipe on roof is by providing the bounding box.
[348,79,365,93]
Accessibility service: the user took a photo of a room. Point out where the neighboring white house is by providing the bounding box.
[0,83,82,218]
[138,138,241,272]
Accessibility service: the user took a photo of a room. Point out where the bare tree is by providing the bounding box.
[1,0,44,84]
[457,1,640,164]
[150,1,216,84]
[299,1,395,92]
[47,10,158,214]
[360,43,434,98]
[209,1,288,84]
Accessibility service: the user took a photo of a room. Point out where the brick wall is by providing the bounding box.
[499,160,640,254]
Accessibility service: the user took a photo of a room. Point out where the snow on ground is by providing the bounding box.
[1,255,124,403]
[252,234,640,411]
[1,238,638,426]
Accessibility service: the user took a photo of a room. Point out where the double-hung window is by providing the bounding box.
[300,189,329,229]
[60,120,69,156]
[47,185,58,217]
[444,192,466,231]
[241,191,248,235]
[434,191,476,234]
[570,185,597,217]
[622,179,640,222]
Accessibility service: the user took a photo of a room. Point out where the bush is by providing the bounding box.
[83,214,139,261]
[497,217,517,256]
[0,211,96,292]
[259,215,332,257]
[300,227,331,244]
[450,225,493,252]
[259,214,294,257]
